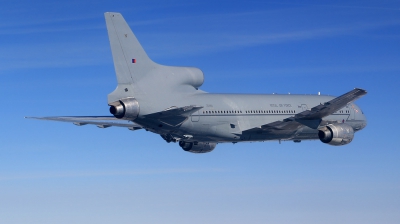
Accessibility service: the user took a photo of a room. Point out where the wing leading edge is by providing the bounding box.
[294,88,366,121]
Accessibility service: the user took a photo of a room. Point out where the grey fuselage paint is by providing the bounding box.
[131,93,367,143]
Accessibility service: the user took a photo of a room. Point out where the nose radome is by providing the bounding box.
[362,113,367,129]
[356,105,367,130]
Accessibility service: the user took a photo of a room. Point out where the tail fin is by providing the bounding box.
[105,12,205,105]
[105,12,155,84]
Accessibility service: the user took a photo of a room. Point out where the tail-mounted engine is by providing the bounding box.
[318,123,354,146]
[109,97,139,120]
[179,141,217,153]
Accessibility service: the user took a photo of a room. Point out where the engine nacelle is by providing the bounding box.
[109,97,139,120]
[179,141,216,153]
[318,123,354,146]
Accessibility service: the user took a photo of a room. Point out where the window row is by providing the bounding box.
[202,110,296,114]
[203,110,242,114]
[336,110,350,114]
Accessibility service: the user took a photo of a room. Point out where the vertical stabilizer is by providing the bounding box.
[105,12,155,84]
[105,12,205,105]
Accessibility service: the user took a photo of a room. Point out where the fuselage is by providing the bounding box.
[133,92,367,143]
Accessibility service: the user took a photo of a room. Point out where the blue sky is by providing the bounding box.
[1,0,399,223]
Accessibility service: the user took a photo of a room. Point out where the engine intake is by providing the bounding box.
[109,97,139,120]
[318,123,354,146]
[179,141,216,153]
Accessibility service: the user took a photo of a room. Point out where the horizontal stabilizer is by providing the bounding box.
[25,116,142,130]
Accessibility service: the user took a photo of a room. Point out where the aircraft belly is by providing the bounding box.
[194,116,238,141]
[213,123,241,140]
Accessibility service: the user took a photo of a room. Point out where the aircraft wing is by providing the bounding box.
[25,116,142,130]
[144,105,203,127]
[294,88,367,121]
[243,88,367,135]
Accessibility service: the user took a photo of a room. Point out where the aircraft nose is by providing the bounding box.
[358,108,367,130]
[361,114,367,130]
[353,104,367,130]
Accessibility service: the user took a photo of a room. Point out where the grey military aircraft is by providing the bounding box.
[27,12,367,153]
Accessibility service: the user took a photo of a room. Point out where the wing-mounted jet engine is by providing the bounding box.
[179,141,217,153]
[318,123,354,146]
